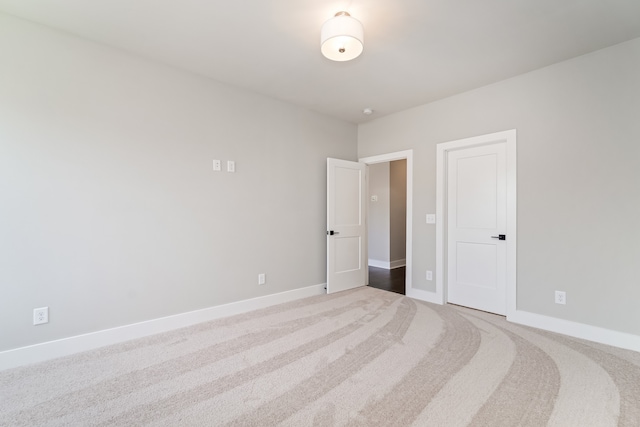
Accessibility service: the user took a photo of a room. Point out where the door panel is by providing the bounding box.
[327,158,367,294]
[456,154,498,229]
[334,167,362,226]
[456,242,497,289]
[335,237,362,272]
[447,143,506,315]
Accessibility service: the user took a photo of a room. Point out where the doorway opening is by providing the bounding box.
[366,160,407,295]
[360,150,413,297]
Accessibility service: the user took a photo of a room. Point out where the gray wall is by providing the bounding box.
[389,160,407,263]
[0,14,357,351]
[367,163,390,264]
[358,37,640,336]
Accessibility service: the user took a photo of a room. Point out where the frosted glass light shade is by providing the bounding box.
[321,12,364,61]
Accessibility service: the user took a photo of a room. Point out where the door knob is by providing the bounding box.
[327,230,340,236]
[491,234,506,240]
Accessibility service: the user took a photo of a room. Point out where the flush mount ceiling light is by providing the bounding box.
[321,11,364,61]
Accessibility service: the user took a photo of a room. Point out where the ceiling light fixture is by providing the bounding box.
[320,11,364,62]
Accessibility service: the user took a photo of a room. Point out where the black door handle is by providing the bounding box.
[327,230,340,236]
[491,234,506,240]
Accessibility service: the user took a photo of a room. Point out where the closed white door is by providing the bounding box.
[327,158,367,294]
[447,143,507,315]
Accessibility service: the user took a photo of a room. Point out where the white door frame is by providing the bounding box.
[360,150,422,299]
[435,130,517,317]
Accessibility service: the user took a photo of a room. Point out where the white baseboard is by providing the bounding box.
[390,259,406,269]
[0,284,326,371]
[508,310,640,353]
[406,287,441,304]
[368,259,406,269]
[368,259,388,269]
[406,290,640,353]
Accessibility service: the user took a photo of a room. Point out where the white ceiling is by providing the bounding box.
[1,0,640,124]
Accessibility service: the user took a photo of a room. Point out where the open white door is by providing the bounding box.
[327,158,367,294]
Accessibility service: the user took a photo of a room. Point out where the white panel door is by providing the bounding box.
[447,143,507,315]
[327,158,367,294]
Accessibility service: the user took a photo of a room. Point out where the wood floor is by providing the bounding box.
[367,266,405,295]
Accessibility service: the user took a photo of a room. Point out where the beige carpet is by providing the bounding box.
[1,287,639,426]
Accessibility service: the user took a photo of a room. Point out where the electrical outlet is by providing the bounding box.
[555,291,566,305]
[33,307,49,325]
[227,160,235,173]
[213,159,221,171]
[258,273,266,285]
[426,270,433,281]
